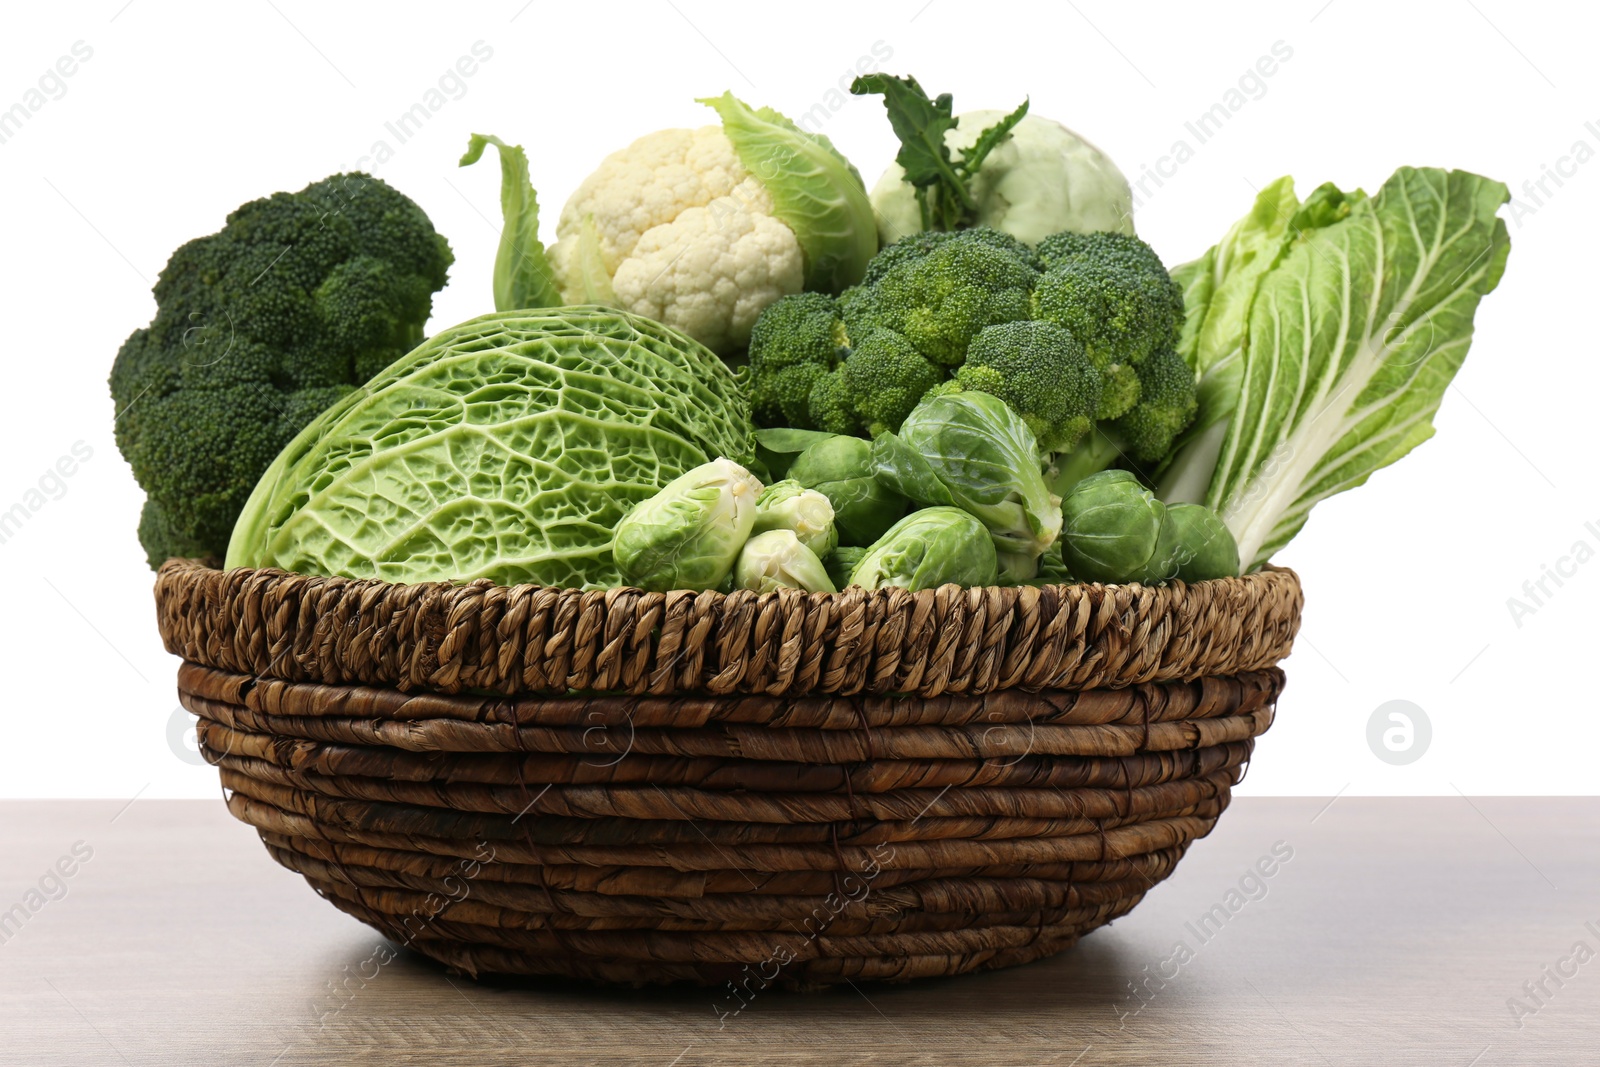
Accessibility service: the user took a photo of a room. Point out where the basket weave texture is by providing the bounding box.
[156,559,1302,987]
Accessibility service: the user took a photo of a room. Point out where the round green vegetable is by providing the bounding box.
[734,529,836,594]
[1162,503,1240,582]
[786,436,906,546]
[1059,470,1172,585]
[867,109,1136,245]
[824,545,868,589]
[226,307,756,588]
[753,479,837,557]
[614,458,763,592]
[848,507,999,591]
[110,171,454,568]
[873,391,1062,582]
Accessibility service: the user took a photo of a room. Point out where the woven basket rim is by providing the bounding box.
[154,559,1303,698]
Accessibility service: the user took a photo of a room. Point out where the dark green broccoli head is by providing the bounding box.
[1031,257,1182,370]
[863,226,1043,285]
[1030,230,1184,370]
[1110,345,1199,462]
[747,291,848,371]
[807,369,861,436]
[747,292,850,427]
[109,172,453,568]
[874,240,1037,366]
[752,362,831,428]
[840,328,944,436]
[953,320,1101,453]
[836,284,881,341]
[1096,361,1142,421]
[1036,229,1166,273]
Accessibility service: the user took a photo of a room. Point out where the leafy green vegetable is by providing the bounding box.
[109,172,454,568]
[226,308,755,588]
[873,391,1062,582]
[849,73,1028,233]
[614,458,762,592]
[950,320,1099,453]
[1059,470,1171,585]
[753,427,837,480]
[849,507,999,590]
[1174,167,1511,568]
[734,529,836,594]
[1156,178,1350,505]
[1162,503,1239,582]
[458,134,563,311]
[787,436,906,546]
[824,545,867,589]
[873,238,1036,365]
[701,92,879,293]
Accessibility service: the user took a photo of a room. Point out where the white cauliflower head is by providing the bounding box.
[462,95,876,357]
[549,126,805,354]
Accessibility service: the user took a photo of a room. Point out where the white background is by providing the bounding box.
[0,0,1593,799]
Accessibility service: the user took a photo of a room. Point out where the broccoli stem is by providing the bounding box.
[1047,428,1124,498]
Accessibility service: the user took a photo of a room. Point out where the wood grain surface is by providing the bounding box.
[1,797,1595,1065]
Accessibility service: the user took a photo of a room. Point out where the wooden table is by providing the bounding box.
[2,797,1595,1065]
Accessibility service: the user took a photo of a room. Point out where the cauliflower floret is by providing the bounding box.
[549,125,804,352]
[613,179,803,353]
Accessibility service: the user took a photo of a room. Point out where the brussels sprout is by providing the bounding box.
[788,436,907,546]
[754,427,838,481]
[824,545,868,589]
[1059,469,1174,585]
[613,458,762,592]
[734,529,837,594]
[1162,502,1240,582]
[753,479,837,557]
[1022,545,1076,587]
[872,391,1062,582]
[849,507,999,591]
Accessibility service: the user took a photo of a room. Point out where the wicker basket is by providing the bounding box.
[155,558,1302,987]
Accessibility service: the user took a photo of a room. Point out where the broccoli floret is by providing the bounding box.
[748,291,849,370]
[954,227,1044,272]
[1030,231,1183,370]
[952,320,1101,453]
[807,370,861,436]
[839,328,944,436]
[836,283,881,341]
[863,226,1043,285]
[1037,229,1165,273]
[874,240,1037,366]
[1109,345,1199,462]
[862,230,951,286]
[109,173,453,568]
[754,363,831,428]
[1046,345,1199,495]
[747,292,850,427]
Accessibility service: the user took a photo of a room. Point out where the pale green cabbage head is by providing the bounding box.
[870,111,1135,246]
[225,307,755,588]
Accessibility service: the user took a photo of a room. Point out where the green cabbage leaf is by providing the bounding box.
[226,307,755,588]
[1199,167,1510,568]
